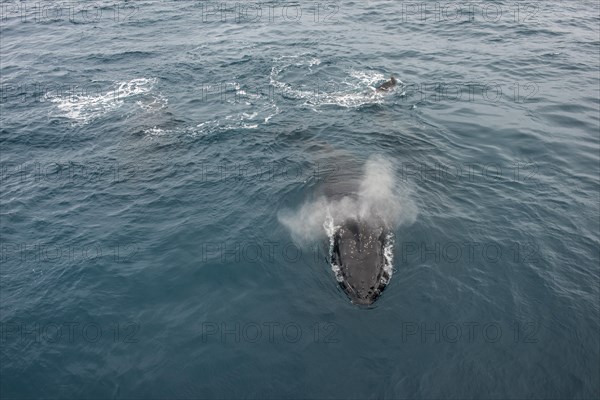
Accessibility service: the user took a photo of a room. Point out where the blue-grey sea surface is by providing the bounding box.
[1,1,599,398]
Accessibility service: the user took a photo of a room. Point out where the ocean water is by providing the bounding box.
[1,1,599,398]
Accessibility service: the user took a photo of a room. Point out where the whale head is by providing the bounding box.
[331,218,391,305]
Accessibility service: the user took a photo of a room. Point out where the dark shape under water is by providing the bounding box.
[331,218,391,305]
[376,76,397,92]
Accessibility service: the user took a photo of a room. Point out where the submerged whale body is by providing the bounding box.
[331,218,391,305]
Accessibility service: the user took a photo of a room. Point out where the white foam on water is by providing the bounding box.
[264,105,281,123]
[269,56,403,109]
[143,126,167,136]
[382,232,395,284]
[323,210,345,283]
[46,78,163,124]
[136,92,168,111]
[349,70,386,87]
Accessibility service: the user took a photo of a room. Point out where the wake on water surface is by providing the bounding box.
[44,54,403,135]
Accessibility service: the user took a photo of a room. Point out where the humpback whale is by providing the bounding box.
[331,217,391,305]
[376,76,397,92]
[279,150,415,307]
[319,155,396,306]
